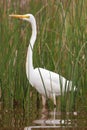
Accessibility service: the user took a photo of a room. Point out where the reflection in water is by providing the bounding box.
[24,126,61,130]
[24,107,79,130]
[0,103,87,130]
[33,107,73,126]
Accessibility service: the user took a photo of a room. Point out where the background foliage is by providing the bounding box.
[0,0,87,112]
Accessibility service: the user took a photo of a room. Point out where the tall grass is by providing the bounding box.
[0,0,87,112]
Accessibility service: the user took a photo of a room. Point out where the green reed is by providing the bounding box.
[0,0,87,111]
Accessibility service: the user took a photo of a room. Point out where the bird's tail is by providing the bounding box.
[67,80,76,91]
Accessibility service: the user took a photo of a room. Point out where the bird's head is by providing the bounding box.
[9,14,35,23]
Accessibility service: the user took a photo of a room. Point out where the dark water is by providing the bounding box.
[0,101,87,130]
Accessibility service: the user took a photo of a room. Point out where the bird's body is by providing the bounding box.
[28,67,72,98]
[10,14,74,106]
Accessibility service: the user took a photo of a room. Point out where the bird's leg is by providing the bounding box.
[41,95,48,113]
[53,93,56,107]
[53,107,56,121]
[42,95,46,108]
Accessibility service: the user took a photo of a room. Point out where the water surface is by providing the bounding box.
[0,101,87,130]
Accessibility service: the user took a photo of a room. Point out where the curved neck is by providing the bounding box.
[26,18,37,79]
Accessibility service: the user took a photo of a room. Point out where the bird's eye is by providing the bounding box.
[26,16,30,18]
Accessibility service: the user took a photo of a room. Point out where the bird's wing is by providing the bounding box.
[34,68,70,95]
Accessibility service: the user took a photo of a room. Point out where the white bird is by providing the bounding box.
[9,14,75,107]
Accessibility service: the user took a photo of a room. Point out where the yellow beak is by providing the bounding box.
[9,14,29,19]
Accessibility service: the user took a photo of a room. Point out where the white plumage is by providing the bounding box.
[10,14,74,107]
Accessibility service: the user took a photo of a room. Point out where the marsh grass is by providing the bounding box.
[0,0,87,112]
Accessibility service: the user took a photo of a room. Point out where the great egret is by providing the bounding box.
[9,14,75,107]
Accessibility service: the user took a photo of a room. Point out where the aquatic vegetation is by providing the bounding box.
[0,0,87,112]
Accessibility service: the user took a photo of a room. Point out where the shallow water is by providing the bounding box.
[0,101,87,130]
